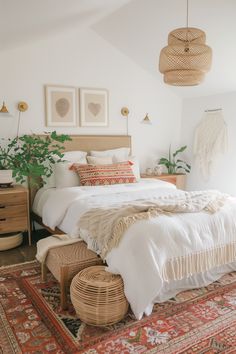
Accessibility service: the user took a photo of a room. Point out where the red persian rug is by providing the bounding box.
[1,261,236,353]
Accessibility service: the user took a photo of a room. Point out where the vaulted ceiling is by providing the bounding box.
[0,0,130,50]
[2,0,236,98]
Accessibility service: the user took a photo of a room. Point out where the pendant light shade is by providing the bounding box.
[159,2,212,86]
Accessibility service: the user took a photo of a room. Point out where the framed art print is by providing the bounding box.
[45,85,77,127]
[80,88,108,127]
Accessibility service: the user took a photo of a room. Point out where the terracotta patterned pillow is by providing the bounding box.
[70,161,137,186]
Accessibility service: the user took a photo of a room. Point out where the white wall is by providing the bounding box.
[180,91,236,195]
[0,27,182,172]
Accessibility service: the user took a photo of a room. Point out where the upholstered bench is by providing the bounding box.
[41,241,103,310]
[70,265,129,326]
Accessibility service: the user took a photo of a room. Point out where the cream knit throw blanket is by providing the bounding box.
[79,190,228,268]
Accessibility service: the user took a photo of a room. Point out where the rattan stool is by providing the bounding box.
[41,241,103,310]
[70,265,129,326]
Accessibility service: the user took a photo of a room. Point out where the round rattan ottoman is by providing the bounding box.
[70,265,128,326]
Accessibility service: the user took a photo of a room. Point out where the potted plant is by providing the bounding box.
[158,145,191,175]
[0,139,14,186]
[0,131,71,187]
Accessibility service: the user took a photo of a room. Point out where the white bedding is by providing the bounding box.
[33,178,176,234]
[34,179,236,319]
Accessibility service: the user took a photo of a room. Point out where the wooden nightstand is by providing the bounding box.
[141,174,186,190]
[0,185,31,245]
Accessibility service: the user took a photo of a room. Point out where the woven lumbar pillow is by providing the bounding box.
[70,161,137,186]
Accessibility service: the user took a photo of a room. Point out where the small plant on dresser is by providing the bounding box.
[158,145,191,175]
[0,131,71,187]
[0,131,71,247]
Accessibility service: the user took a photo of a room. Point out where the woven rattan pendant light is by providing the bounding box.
[159,0,212,86]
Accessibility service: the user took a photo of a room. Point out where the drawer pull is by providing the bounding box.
[0,205,5,209]
[0,218,6,221]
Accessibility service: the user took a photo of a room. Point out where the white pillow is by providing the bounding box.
[87,156,113,165]
[43,172,56,189]
[90,147,130,161]
[55,158,87,188]
[113,155,140,180]
[43,150,87,189]
[63,150,87,161]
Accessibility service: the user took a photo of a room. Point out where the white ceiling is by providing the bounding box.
[2,0,236,98]
[0,0,130,50]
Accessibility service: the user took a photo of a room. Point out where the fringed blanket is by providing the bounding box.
[79,190,230,281]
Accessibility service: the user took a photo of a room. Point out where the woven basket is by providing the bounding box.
[163,70,204,86]
[159,27,212,86]
[0,232,23,251]
[168,27,206,45]
[70,265,128,326]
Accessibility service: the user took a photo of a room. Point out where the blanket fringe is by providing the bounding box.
[162,243,236,281]
[79,190,232,282]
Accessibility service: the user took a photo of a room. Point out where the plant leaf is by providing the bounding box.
[173,145,187,157]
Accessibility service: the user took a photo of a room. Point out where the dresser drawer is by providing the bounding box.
[0,204,27,218]
[0,216,28,233]
[159,176,177,185]
[0,192,27,207]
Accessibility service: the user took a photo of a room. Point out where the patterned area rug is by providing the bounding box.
[1,261,236,353]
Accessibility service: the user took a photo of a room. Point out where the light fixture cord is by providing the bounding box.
[16,111,21,138]
[185,0,190,51]
[186,0,189,28]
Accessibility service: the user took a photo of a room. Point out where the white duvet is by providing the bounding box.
[34,179,236,319]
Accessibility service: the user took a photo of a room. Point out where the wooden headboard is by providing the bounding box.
[53,134,132,153]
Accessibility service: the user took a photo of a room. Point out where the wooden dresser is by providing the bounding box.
[0,185,31,245]
[141,174,186,190]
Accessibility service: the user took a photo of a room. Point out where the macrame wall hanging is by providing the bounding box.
[193,109,228,179]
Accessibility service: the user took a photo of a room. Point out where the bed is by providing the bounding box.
[33,135,236,320]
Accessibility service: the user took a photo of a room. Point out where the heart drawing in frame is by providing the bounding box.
[88,102,101,117]
[55,98,70,118]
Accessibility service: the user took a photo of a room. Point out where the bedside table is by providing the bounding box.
[0,185,32,245]
[141,174,186,190]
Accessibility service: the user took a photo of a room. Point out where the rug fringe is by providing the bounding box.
[0,259,39,270]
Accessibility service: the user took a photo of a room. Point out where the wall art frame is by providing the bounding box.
[45,85,77,127]
[79,88,109,127]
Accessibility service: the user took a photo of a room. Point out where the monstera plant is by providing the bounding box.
[0,131,71,187]
[158,145,191,175]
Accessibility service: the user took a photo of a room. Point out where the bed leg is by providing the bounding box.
[60,282,68,310]
[41,263,48,282]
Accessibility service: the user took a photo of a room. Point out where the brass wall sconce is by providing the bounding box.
[0,100,29,118]
[0,101,13,117]
[121,107,129,117]
[16,101,29,137]
[121,108,152,133]
[0,100,29,137]
[0,101,9,113]
[18,101,28,112]
[141,113,152,125]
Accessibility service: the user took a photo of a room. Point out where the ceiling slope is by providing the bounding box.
[0,0,130,51]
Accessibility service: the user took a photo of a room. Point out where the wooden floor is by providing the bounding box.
[0,230,50,267]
